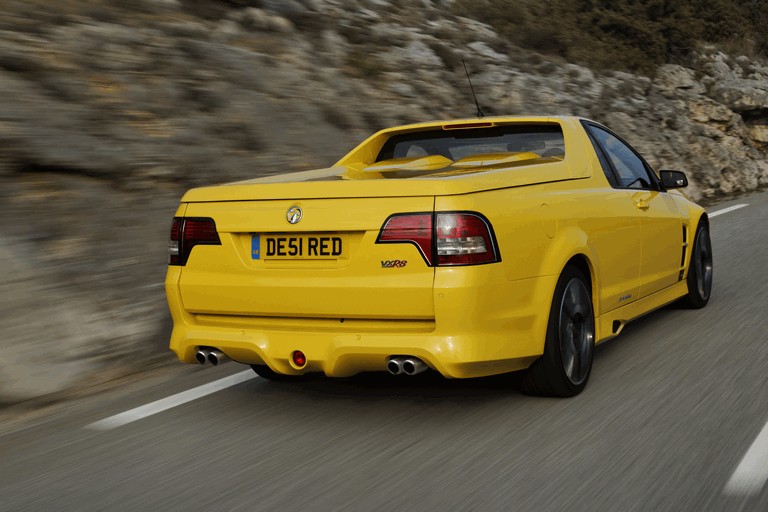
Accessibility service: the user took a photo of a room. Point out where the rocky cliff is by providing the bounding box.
[1,0,767,404]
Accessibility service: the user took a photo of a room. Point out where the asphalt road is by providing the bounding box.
[1,192,767,512]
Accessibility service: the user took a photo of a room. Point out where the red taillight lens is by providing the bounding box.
[183,218,220,246]
[376,213,434,265]
[169,217,182,265]
[168,217,221,266]
[436,213,498,266]
[376,212,499,266]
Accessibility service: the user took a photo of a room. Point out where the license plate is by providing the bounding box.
[252,234,346,260]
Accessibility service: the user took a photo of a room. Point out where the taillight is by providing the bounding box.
[168,217,221,266]
[377,213,434,265]
[169,217,182,265]
[436,213,497,266]
[376,212,499,266]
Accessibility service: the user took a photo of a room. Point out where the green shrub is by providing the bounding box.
[452,0,767,72]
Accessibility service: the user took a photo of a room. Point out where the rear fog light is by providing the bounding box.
[292,350,307,368]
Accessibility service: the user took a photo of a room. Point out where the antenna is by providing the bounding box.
[462,59,485,118]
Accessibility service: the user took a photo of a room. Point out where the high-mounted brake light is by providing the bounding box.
[443,122,495,130]
[376,212,499,267]
[168,217,221,266]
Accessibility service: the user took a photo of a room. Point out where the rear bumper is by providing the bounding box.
[166,266,557,379]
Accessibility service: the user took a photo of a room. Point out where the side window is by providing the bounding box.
[588,125,654,190]
[584,128,618,187]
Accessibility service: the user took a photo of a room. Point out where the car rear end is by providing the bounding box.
[165,117,573,378]
[167,197,542,377]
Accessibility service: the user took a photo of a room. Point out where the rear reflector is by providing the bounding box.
[169,217,221,266]
[376,212,499,266]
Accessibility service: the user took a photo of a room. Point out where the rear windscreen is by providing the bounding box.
[376,124,565,162]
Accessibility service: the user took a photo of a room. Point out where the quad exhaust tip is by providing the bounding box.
[207,349,229,366]
[387,358,404,375]
[387,356,428,376]
[195,348,211,365]
[402,358,427,376]
[195,348,230,366]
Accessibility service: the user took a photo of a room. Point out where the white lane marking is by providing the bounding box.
[724,420,768,495]
[86,371,256,430]
[709,204,748,217]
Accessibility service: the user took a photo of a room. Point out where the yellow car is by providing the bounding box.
[165,116,711,396]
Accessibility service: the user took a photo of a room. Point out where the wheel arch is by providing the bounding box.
[564,254,594,294]
[559,254,599,326]
[684,209,709,275]
[538,225,600,315]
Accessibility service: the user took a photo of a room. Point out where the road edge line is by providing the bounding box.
[724,419,768,495]
[709,204,748,217]
[85,370,256,430]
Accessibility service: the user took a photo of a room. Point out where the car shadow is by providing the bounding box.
[234,302,689,405]
[592,302,681,360]
[242,369,532,405]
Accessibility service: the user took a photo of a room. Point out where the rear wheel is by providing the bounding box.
[522,266,595,397]
[681,221,713,309]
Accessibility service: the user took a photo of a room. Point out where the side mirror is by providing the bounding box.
[660,170,688,189]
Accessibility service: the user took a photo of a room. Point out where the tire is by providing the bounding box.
[681,221,713,309]
[250,364,307,381]
[522,266,595,397]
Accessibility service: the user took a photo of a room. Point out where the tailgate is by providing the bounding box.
[178,196,435,319]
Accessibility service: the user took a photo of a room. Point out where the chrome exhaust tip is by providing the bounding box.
[207,349,229,366]
[387,357,404,375]
[402,358,427,376]
[195,349,211,365]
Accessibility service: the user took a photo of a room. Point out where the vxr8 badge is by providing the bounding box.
[381,260,407,268]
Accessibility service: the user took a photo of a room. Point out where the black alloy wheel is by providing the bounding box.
[558,276,594,387]
[522,265,595,397]
[682,221,713,309]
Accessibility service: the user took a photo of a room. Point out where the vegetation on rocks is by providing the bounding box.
[454,0,768,73]
[1,0,767,405]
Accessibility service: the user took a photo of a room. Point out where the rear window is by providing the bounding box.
[376,124,565,162]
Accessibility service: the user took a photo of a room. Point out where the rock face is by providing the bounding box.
[0,0,767,404]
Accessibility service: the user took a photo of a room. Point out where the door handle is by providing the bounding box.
[634,200,650,210]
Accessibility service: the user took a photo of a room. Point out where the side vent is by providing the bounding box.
[679,225,688,281]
